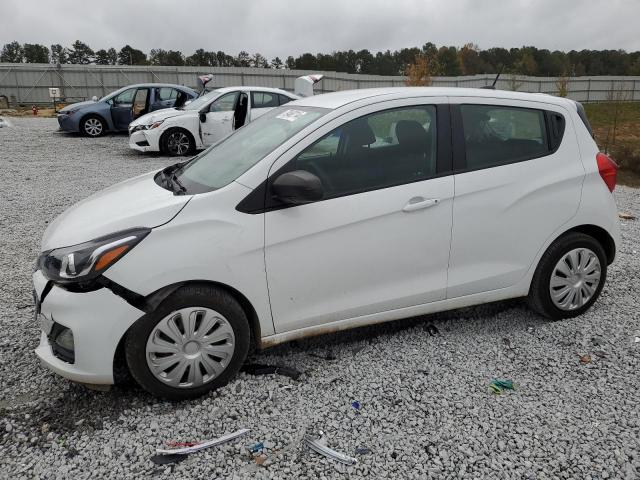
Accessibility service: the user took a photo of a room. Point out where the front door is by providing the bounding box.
[264,100,454,333]
[200,91,239,146]
[110,88,137,130]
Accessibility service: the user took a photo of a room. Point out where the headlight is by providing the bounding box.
[37,228,150,285]
[64,109,77,116]
[147,120,164,129]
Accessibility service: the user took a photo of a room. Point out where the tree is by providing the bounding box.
[285,56,296,69]
[118,45,147,65]
[235,51,251,67]
[458,43,486,75]
[186,49,217,66]
[50,44,67,64]
[405,54,433,86]
[0,41,24,63]
[67,40,94,64]
[251,53,269,68]
[437,46,461,76]
[95,48,117,65]
[149,49,185,66]
[23,44,49,63]
[270,57,284,69]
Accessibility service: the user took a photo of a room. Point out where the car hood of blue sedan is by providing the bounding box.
[59,100,98,113]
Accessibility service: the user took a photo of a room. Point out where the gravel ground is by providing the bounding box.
[1,117,639,479]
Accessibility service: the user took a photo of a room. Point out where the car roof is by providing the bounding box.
[291,87,576,110]
[111,83,197,94]
[213,86,297,97]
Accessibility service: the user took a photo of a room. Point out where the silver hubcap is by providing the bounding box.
[549,248,601,311]
[84,118,102,136]
[146,307,235,388]
[167,132,190,155]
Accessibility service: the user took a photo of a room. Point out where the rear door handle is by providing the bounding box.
[402,197,440,212]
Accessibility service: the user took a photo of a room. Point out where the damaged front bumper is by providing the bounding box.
[33,270,144,385]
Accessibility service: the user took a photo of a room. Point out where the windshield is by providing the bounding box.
[174,106,328,194]
[180,89,224,111]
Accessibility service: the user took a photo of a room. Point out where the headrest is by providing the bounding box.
[345,120,376,147]
[395,120,427,146]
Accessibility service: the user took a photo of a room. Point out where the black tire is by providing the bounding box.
[125,285,250,400]
[527,232,607,320]
[81,115,106,137]
[161,128,195,156]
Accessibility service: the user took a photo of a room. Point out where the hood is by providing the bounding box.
[41,171,191,251]
[59,100,97,113]
[130,108,191,127]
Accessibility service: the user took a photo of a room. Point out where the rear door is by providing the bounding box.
[447,97,583,298]
[264,98,454,333]
[250,91,279,121]
[151,87,179,111]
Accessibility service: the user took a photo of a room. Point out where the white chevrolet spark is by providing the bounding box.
[34,88,620,400]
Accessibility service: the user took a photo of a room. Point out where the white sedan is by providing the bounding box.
[129,76,322,156]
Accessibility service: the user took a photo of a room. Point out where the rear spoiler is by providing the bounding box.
[294,75,324,97]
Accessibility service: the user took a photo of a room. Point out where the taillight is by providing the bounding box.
[596,152,618,192]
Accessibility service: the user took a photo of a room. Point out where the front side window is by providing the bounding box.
[252,92,279,108]
[113,88,136,105]
[285,105,437,199]
[210,92,239,112]
[174,107,328,193]
[460,105,548,170]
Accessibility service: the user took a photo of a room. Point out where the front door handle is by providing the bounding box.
[402,197,440,212]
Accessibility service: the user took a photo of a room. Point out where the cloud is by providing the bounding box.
[1,0,638,58]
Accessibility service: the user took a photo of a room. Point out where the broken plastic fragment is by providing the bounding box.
[156,429,250,455]
[618,212,636,220]
[241,364,302,380]
[489,379,515,394]
[351,400,361,410]
[249,442,264,454]
[304,435,357,465]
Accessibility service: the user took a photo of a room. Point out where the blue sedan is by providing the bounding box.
[57,83,198,136]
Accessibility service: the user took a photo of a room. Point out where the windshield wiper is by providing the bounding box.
[169,171,187,195]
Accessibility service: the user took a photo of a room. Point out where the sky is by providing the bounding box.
[1,0,638,58]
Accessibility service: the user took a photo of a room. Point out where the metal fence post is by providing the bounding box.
[587,79,591,102]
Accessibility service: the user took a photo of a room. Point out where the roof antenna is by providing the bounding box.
[481,65,503,90]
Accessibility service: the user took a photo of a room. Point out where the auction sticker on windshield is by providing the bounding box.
[276,110,308,122]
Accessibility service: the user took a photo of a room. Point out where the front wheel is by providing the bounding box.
[125,285,250,400]
[162,129,195,157]
[528,232,607,320]
[81,115,106,137]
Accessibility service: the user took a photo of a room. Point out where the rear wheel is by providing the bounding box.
[125,285,250,400]
[162,129,195,156]
[528,232,607,320]
[81,115,106,137]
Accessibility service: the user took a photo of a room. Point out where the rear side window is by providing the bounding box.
[156,87,178,102]
[251,92,279,108]
[460,105,549,170]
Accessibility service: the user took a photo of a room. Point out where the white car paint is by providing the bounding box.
[128,86,298,154]
[34,87,620,391]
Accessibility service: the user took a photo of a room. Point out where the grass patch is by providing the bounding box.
[584,102,640,187]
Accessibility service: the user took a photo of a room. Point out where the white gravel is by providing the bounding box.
[1,117,639,479]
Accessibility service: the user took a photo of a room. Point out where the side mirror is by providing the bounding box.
[91,95,98,102]
[199,112,206,123]
[272,170,324,205]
